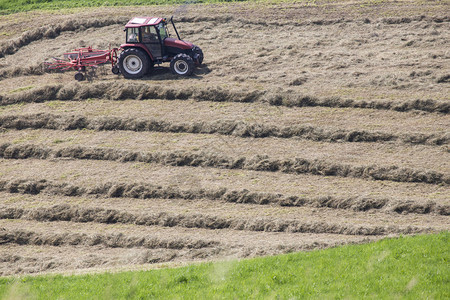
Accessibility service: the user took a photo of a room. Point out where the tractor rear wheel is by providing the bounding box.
[118,48,150,79]
[170,54,194,76]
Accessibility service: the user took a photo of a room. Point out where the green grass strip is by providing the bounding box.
[0,0,249,14]
[0,232,448,299]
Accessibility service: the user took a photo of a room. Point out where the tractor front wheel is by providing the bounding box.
[118,48,150,79]
[170,54,194,76]
[193,46,204,65]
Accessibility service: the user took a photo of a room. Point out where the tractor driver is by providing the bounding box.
[142,26,157,43]
[128,32,138,42]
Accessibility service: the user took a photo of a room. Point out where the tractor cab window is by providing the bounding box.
[126,27,140,43]
[142,26,158,43]
[157,23,168,40]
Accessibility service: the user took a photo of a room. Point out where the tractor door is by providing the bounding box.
[142,26,162,59]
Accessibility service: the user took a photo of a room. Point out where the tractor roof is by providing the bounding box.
[125,17,164,28]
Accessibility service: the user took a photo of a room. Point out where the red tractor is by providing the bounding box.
[115,16,203,78]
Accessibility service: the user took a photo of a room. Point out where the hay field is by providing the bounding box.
[0,0,449,276]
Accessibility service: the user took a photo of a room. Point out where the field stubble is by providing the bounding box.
[0,0,449,276]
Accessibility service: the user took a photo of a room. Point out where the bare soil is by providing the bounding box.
[0,0,449,276]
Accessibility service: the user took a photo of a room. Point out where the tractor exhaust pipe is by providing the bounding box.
[170,16,182,40]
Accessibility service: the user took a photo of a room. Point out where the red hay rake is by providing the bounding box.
[45,46,119,81]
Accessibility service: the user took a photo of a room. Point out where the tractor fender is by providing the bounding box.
[120,44,154,62]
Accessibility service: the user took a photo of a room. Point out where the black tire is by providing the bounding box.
[118,48,150,79]
[170,53,194,76]
[111,65,120,74]
[147,60,155,75]
[74,72,84,81]
[193,46,204,65]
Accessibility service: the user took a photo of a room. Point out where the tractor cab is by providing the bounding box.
[117,16,203,79]
[124,17,168,60]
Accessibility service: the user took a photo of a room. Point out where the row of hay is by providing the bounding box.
[2,113,447,145]
[0,205,428,236]
[235,15,450,27]
[0,143,447,185]
[0,17,129,58]
[2,14,447,60]
[0,64,46,79]
[0,15,233,60]
[0,230,335,276]
[0,248,181,276]
[0,226,218,250]
[1,179,446,215]
[1,83,448,113]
